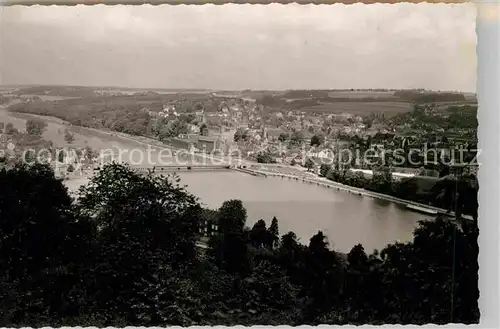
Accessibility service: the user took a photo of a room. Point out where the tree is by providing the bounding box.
[438,164,451,178]
[156,123,172,141]
[75,164,203,322]
[234,260,300,324]
[58,150,65,163]
[200,124,208,136]
[64,130,75,144]
[268,217,279,249]
[155,119,188,140]
[280,232,299,252]
[278,133,288,143]
[210,200,250,275]
[250,219,268,248]
[24,149,36,163]
[308,231,329,254]
[304,158,315,171]
[78,163,202,259]
[406,216,479,323]
[363,116,374,129]
[217,199,247,234]
[370,167,393,194]
[310,135,323,147]
[4,123,18,135]
[277,231,304,279]
[219,231,250,276]
[0,163,93,325]
[180,113,196,124]
[347,244,368,270]
[319,164,331,177]
[25,119,47,137]
[290,131,304,146]
[303,231,344,320]
[256,151,275,164]
[431,175,478,220]
[82,146,96,164]
[234,128,249,143]
[0,157,480,326]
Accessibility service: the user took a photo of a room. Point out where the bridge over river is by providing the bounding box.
[132,164,232,173]
[131,164,269,177]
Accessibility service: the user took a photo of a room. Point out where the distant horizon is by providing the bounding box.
[2,4,476,92]
[1,84,477,95]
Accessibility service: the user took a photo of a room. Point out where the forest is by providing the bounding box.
[0,162,479,326]
[390,104,478,131]
[7,95,224,139]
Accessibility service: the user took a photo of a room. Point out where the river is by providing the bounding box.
[0,108,429,253]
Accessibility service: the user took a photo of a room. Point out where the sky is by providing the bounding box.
[0,3,477,91]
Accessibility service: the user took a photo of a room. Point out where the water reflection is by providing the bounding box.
[178,171,426,253]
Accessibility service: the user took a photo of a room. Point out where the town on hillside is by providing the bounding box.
[2,87,479,178]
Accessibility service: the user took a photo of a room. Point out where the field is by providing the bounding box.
[327,91,397,99]
[7,86,477,119]
[19,94,78,101]
[0,87,17,92]
[432,101,478,109]
[109,89,211,95]
[255,89,476,116]
[303,101,412,115]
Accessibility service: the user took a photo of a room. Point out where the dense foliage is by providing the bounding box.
[0,120,54,168]
[8,95,213,139]
[233,128,249,143]
[0,96,13,105]
[391,104,478,132]
[14,86,99,98]
[393,90,467,103]
[255,151,276,164]
[310,134,324,147]
[0,163,479,326]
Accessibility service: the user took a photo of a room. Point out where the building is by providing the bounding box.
[201,127,210,136]
[450,163,479,176]
[186,123,200,134]
[196,136,220,153]
[169,138,195,151]
[262,127,284,142]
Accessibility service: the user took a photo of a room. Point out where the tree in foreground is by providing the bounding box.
[268,216,279,249]
[0,163,479,326]
[74,163,205,325]
[217,199,247,234]
[0,163,93,326]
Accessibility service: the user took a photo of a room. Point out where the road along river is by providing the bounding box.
[1,108,429,253]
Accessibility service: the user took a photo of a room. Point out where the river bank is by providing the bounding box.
[1,107,431,252]
[2,108,471,221]
[7,110,250,167]
[241,167,472,221]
